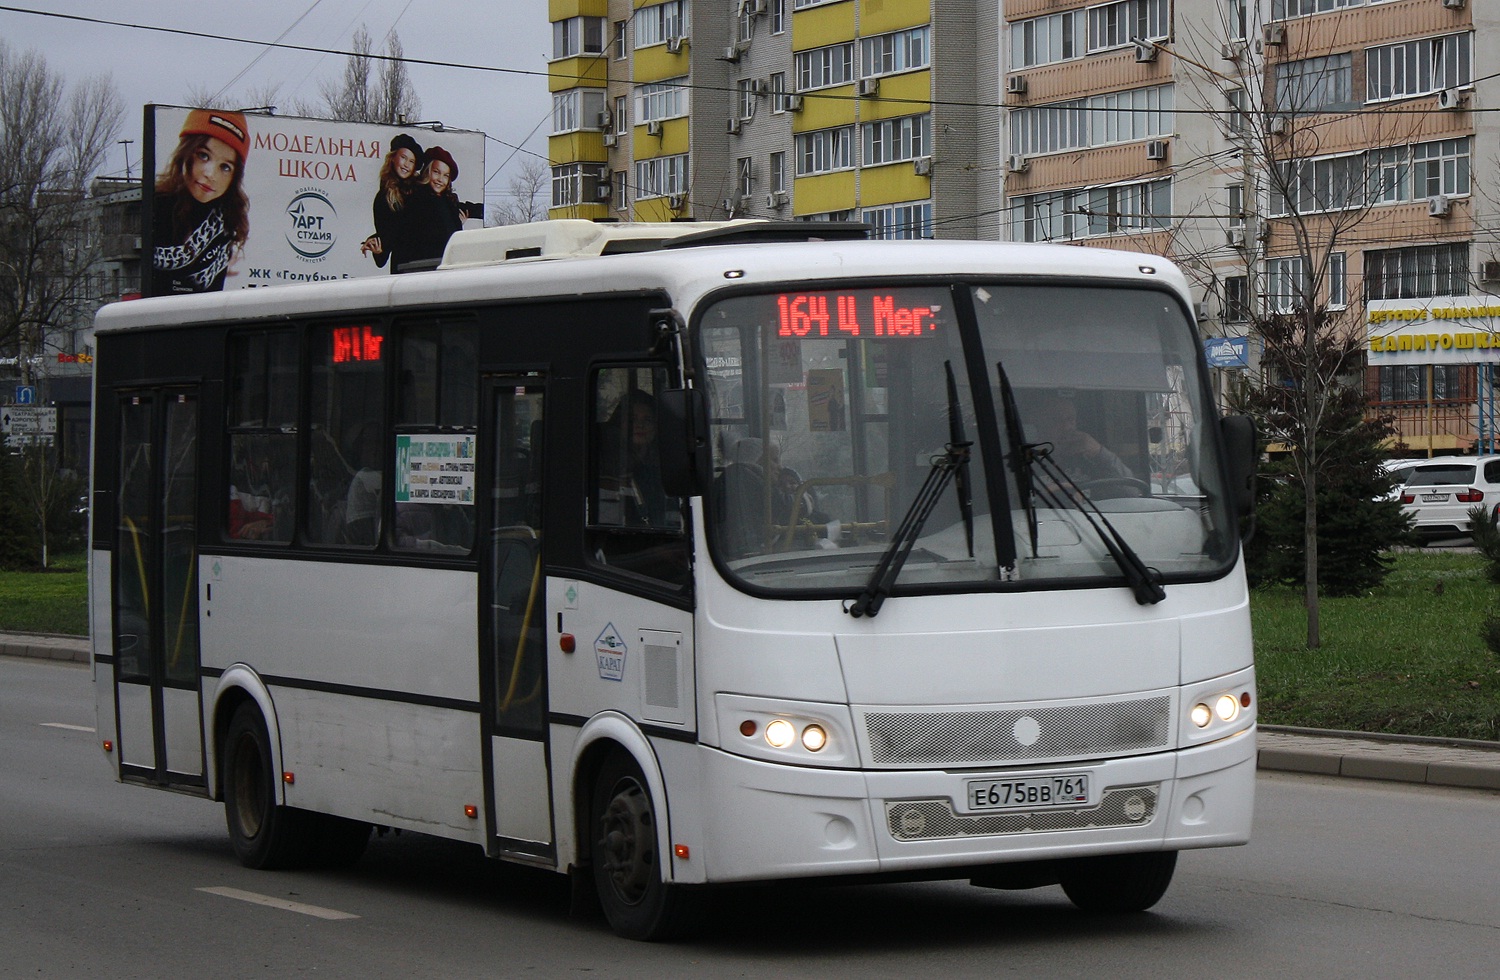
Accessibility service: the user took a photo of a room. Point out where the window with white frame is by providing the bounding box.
[1273,0,1361,17]
[795,42,855,90]
[1086,0,1169,54]
[737,157,754,199]
[553,16,606,59]
[1367,146,1408,204]
[1274,53,1355,113]
[634,154,690,198]
[613,170,628,210]
[737,3,755,43]
[1227,185,1245,229]
[1011,10,1082,70]
[1271,152,1364,216]
[860,26,929,78]
[637,79,689,122]
[551,163,607,208]
[863,114,929,166]
[769,72,789,112]
[613,21,628,59]
[1010,177,1171,242]
[793,0,844,9]
[1010,84,1173,157]
[772,0,786,34]
[1224,275,1250,322]
[1365,243,1470,300]
[862,201,933,240]
[795,126,855,175]
[1367,33,1472,103]
[552,89,607,134]
[1271,252,1348,310]
[1225,87,1249,134]
[737,79,759,120]
[635,1,688,48]
[770,151,787,192]
[614,96,628,134]
[1329,251,1347,308]
[1225,0,1248,40]
[1413,137,1471,199]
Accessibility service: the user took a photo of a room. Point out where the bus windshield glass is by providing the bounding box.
[698,281,1238,596]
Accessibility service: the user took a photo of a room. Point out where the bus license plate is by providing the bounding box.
[965,773,1090,812]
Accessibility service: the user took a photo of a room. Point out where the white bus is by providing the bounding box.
[91,219,1258,940]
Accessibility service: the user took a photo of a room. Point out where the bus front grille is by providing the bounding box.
[885,785,1159,841]
[863,696,1171,767]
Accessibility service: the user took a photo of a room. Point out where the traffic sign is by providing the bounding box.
[15,385,35,405]
[2,404,57,447]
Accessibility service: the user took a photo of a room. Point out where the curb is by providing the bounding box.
[0,632,91,665]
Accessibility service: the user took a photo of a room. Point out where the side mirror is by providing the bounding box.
[658,388,710,498]
[1219,414,1257,526]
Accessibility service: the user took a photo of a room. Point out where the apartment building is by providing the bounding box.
[545,1,995,238]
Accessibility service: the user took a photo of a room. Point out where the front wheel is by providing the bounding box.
[589,752,702,941]
[222,702,316,870]
[1058,851,1177,913]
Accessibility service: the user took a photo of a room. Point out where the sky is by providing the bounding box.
[0,0,554,213]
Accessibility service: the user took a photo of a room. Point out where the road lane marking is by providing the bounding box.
[197,886,360,920]
[41,723,95,732]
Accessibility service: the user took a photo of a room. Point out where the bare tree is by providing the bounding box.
[183,83,286,114]
[490,159,551,226]
[313,27,422,125]
[0,40,123,383]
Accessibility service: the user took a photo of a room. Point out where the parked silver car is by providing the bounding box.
[1399,455,1500,540]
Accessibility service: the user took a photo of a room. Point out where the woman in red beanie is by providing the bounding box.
[151,108,251,294]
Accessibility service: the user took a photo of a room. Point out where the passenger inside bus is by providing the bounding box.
[1029,391,1135,485]
[716,437,826,556]
[600,390,676,529]
[342,422,384,545]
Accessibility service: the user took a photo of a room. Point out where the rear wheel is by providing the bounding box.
[223,702,316,870]
[1058,851,1177,913]
[589,752,702,941]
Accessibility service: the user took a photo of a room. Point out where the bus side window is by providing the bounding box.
[393,319,478,554]
[225,331,297,543]
[588,366,690,587]
[306,323,388,548]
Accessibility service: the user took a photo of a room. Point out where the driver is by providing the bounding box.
[1031,392,1134,483]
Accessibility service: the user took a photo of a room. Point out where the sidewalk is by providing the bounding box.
[4,633,1497,791]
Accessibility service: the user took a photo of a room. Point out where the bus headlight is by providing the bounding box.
[801,725,828,752]
[1215,694,1240,722]
[765,719,796,749]
[1190,702,1213,728]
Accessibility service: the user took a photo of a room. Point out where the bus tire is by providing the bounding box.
[1058,850,1177,913]
[223,702,315,870]
[589,751,702,941]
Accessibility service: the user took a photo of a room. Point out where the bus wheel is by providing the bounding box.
[223,702,315,870]
[589,752,701,941]
[1058,851,1177,913]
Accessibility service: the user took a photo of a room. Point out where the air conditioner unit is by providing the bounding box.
[752,78,769,96]
[596,110,613,130]
[1006,74,1028,95]
[1194,302,1210,322]
[1134,41,1158,63]
[1263,23,1286,46]
[594,183,613,201]
[1221,41,1247,61]
[784,94,804,112]
[1443,0,1466,9]
[913,156,933,176]
[765,190,788,208]
[601,132,617,147]
[668,193,686,210]
[750,0,769,13]
[721,197,738,213]
[1227,227,1247,248]
[721,46,741,63]
[1268,115,1290,136]
[1437,88,1468,110]
[646,119,663,137]
[1007,154,1029,174]
[1428,194,1452,218]
[727,117,742,135]
[856,78,879,97]
[1146,139,1168,161]
[666,35,685,53]
[1483,260,1500,282]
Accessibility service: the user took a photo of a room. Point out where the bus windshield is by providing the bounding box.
[698,280,1238,597]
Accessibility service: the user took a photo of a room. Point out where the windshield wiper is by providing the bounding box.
[848,361,972,619]
[995,362,1164,606]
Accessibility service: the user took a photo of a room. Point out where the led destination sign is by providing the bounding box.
[776,292,943,339]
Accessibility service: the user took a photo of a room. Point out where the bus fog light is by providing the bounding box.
[801,725,827,752]
[765,719,796,748]
[1215,694,1239,722]
[1190,703,1212,728]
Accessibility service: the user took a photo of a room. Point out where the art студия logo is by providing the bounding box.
[285,188,337,260]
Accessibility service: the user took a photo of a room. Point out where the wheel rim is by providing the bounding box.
[230,731,266,839]
[597,777,655,906]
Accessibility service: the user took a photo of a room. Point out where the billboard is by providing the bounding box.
[142,105,485,296]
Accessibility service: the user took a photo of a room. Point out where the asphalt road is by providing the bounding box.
[5,655,1499,978]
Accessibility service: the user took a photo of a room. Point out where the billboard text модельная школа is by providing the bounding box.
[142,105,486,296]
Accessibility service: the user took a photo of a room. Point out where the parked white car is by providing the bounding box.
[1399,455,1500,540]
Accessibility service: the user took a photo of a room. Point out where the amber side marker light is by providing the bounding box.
[464,805,478,819]
[102,740,113,753]
[674,844,690,859]
[283,772,295,785]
